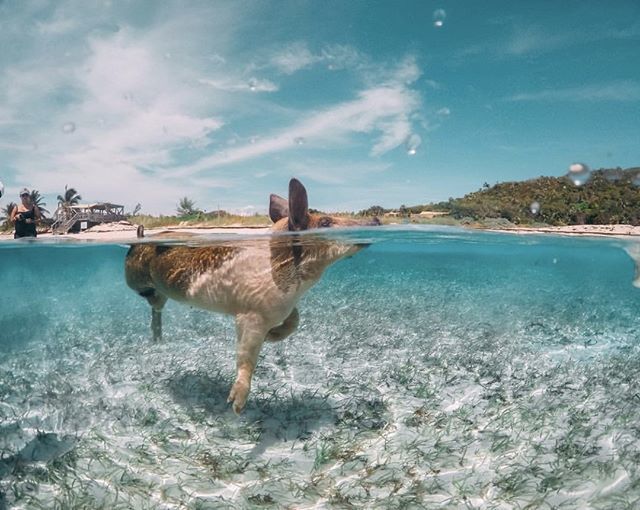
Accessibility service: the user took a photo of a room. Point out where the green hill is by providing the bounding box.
[437,167,640,226]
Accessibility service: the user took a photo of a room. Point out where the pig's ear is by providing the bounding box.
[269,194,288,223]
[288,178,309,231]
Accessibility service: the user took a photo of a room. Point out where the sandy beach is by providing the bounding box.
[2,221,640,242]
[0,222,271,242]
[480,223,640,237]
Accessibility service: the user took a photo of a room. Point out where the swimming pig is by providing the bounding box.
[125,178,377,413]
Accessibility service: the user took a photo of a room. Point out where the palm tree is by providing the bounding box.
[177,196,197,216]
[29,189,49,217]
[57,185,82,207]
[359,205,385,217]
[1,201,16,229]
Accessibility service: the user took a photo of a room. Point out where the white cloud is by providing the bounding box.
[199,77,278,93]
[371,115,413,156]
[455,21,640,60]
[0,11,236,213]
[392,56,421,85]
[504,26,572,56]
[266,42,366,74]
[284,158,393,185]
[173,80,421,177]
[268,41,370,74]
[0,2,428,214]
[321,44,364,70]
[36,18,77,35]
[507,81,640,102]
[503,22,640,56]
[168,55,424,177]
[270,42,318,74]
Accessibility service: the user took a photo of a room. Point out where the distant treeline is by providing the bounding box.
[405,167,640,226]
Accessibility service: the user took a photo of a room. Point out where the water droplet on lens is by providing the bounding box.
[62,122,76,134]
[530,201,540,215]
[294,137,305,145]
[433,9,446,27]
[567,162,591,186]
[406,134,421,155]
[248,78,257,92]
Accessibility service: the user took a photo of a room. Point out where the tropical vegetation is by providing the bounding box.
[440,167,640,226]
[132,167,640,228]
[1,202,17,230]
[57,185,82,208]
[1,189,49,231]
[4,166,640,233]
[383,167,640,226]
[29,189,48,217]
[176,196,201,217]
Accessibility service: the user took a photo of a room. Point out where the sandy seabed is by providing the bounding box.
[2,222,640,508]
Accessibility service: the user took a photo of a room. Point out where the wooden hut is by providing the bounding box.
[52,202,126,234]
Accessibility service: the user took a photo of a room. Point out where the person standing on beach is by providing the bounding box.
[10,188,41,238]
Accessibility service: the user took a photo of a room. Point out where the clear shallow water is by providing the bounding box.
[1,226,640,509]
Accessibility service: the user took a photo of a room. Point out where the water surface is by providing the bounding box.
[1,226,639,509]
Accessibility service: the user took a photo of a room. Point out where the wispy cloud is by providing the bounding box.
[284,158,392,185]
[507,81,640,102]
[505,22,640,56]
[265,41,366,74]
[0,3,241,213]
[456,21,640,59]
[170,54,423,177]
[199,77,278,93]
[321,44,364,70]
[504,26,574,56]
[35,18,77,35]
[0,2,428,214]
[173,82,421,177]
[269,41,318,74]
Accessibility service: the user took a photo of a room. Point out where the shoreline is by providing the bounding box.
[1,222,640,243]
[0,223,271,242]
[476,224,640,238]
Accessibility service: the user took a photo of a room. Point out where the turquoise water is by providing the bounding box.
[1,226,640,509]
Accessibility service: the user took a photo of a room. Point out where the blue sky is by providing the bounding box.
[1,0,639,215]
